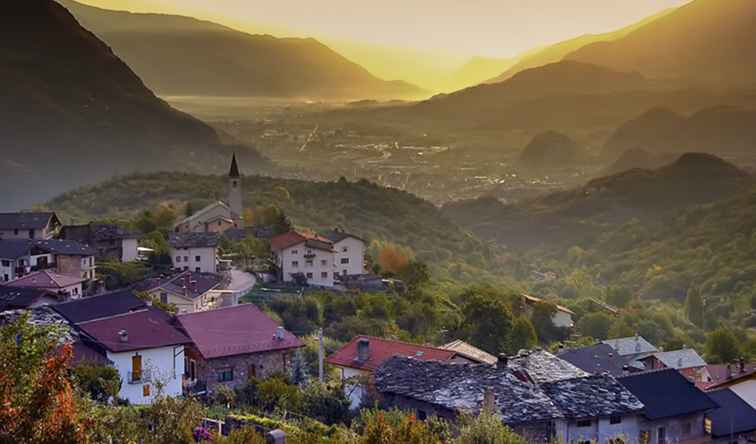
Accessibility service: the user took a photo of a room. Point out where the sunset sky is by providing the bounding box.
[75,0,689,57]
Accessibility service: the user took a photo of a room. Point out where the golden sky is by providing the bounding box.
[75,0,689,57]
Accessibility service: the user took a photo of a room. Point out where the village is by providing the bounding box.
[2,155,755,444]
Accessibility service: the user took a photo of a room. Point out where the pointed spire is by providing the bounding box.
[229,153,240,178]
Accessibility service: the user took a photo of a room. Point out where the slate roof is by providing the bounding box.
[174,201,234,228]
[602,336,658,357]
[32,239,96,256]
[134,271,222,300]
[321,229,365,244]
[442,339,498,365]
[77,308,191,353]
[619,369,718,420]
[0,286,57,311]
[375,357,643,425]
[0,239,34,259]
[0,212,58,230]
[7,270,85,289]
[508,349,589,383]
[327,335,456,371]
[540,374,644,419]
[707,388,756,437]
[374,356,563,424]
[169,232,220,249]
[649,348,707,370]
[177,304,302,359]
[52,289,148,324]
[558,343,628,376]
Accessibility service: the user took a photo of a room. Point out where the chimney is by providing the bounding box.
[274,326,285,341]
[634,335,641,353]
[118,329,129,343]
[497,354,508,370]
[726,363,733,379]
[482,387,496,413]
[357,338,370,362]
[740,357,746,374]
[622,365,630,376]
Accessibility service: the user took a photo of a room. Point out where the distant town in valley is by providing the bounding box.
[3,0,756,443]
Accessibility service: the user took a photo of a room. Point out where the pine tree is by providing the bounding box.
[685,287,705,327]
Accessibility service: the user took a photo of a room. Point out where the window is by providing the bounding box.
[306,260,313,267]
[217,368,234,382]
[321,259,328,266]
[89,257,93,267]
[13,229,18,235]
[417,410,427,421]
[340,258,349,264]
[160,292,168,305]
[2,275,7,282]
[291,250,298,255]
[183,256,189,262]
[1,260,9,267]
[682,421,691,436]
[321,272,328,279]
[28,229,34,239]
[704,418,712,435]
[176,256,181,263]
[639,430,650,444]
[218,221,222,226]
[195,267,201,273]
[342,246,348,252]
[195,255,201,262]
[576,420,591,428]
[143,384,150,397]
[306,272,313,279]
[609,416,622,425]
[131,354,142,382]
[658,427,666,444]
[291,261,299,268]
[249,365,257,378]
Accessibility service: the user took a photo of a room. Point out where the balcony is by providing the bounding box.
[303,252,316,259]
[128,370,152,384]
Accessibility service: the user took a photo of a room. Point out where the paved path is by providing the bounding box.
[227,268,257,299]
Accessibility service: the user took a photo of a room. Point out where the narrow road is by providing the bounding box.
[299,124,319,152]
[226,268,257,303]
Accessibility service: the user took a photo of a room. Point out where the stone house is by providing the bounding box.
[0,212,61,240]
[177,304,302,394]
[59,223,139,262]
[374,356,645,443]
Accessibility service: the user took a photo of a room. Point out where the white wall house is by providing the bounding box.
[122,238,139,262]
[327,234,366,277]
[75,308,191,405]
[169,233,220,274]
[272,232,337,287]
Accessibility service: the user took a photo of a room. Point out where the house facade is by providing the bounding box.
[177,304,302,394]
[75,308,191,405]
[169,232,219,274]
[322,230,366,277]
[271,232,336,287]
[0,212,61,240]
[59,223,139,262]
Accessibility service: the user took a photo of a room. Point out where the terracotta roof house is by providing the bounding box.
[441,339,498,365]
[134,271,223,314]
[507,349,590,383]
[375,356,644,443]
[700,361,756,389]
[177,304,302,394]
[76,308,191,405]
[619,369,719,444]
[51,288,148,324]
[271,231,340,288]
[707,388,756,443]
[327,335,457,409]
[0,212,61,240]
[7,269,85,298]
[557,343,629,377]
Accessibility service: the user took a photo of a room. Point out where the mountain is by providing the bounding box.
[441,153,752,250]
[0,0,267,210]
[519,131,584,170]
[601,148,678,176]
[603,106,756,158]
[486,8,674,84]
[57,0,424,99]
[408,61,648,122]
[566,0,756,87]
[444,56,517,92]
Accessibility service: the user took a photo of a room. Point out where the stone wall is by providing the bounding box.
[187,345,295,393]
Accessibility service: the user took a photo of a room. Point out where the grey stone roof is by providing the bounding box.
[602,336,658,357]
[650,348,707,370]
[0,212,57,230]
[558,343,629,377]
[374,356,562,425]
[374,356,644,425]
[508,349,589,383]
[169,232,220,249]
[0,306,75,343]
[541,375,644,419]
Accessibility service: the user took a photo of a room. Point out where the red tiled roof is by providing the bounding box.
[702,364,756,390]
[177,304,302,359]
[270,231,333,252]
[77,308,191,353]
[8,270,84,289]
[326,335,456,372]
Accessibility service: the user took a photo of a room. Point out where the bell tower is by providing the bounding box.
[228,153,243,223]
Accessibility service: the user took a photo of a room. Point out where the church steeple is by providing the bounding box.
[229,153,240,178]
[227,153,243,222]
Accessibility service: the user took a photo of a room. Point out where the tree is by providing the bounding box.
[509,317,538,352]
[685,287,705,327]
[377,243,411,275]
[301,382,351,425]
[185,202,194,218]
[352,409,443,444]
[531,303,567,343]
[457,287,515,355]
[576,312,613,340]
[705,327,740,364]
[141,396,205,444]
[397,261,431,291]
[605,286,632,308]
[0,315,85,444]
[453,411,525,444]
[72,362,121,403]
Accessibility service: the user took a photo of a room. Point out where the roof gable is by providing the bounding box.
[619,369,718,420]
[602,336,658,357]
[441,339,497,365]
[0,212,58,230]
[508,349,590,383]
[169,232,220,249]
[7,270,84,289]
[558,343,627,376]
[650,348,707,370]
[77,308,191,353]
[177,304,302,359]
[708,389,756,437]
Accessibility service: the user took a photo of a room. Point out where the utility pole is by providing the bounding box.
[318,328,325,383]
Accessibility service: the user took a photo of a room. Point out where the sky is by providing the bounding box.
[75,0,690,57]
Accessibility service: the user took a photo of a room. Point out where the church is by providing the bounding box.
[173,154,244,234]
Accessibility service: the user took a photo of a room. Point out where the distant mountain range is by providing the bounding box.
[603,106,756,158]
[518,131,585,171]
[442,153,752,250]
[57,0,425,100]
[486,7,673,84]
[566,0,756,88]
[0,0,267,210]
